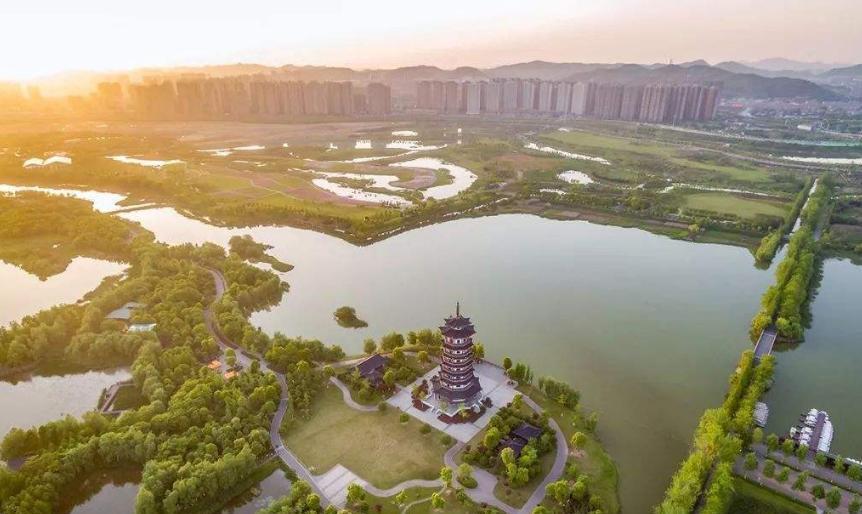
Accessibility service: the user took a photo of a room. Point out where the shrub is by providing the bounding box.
[420,423,432,434]
[377,402,387,412]
[811,484,825,499]
[441,434,453,445]
[399,412,409,423]
[744,452,758,471]
[763,460,775,478]
[777,467,790,483]
[826,487,842,509]
[792,472,808,491]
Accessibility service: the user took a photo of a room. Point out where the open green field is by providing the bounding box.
[728,477,815,514]
[281,385,452,488]
[545,129,774,183]
[683,192,789,219]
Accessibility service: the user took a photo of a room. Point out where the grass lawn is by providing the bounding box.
[362,486,495,514]
[282,385,452,488]
[729,477,815,514]
[545,130,771,183]
[520,384,621,514]
[683,192,788,219]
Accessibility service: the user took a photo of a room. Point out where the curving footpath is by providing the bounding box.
[204,268,566,512]
[440,395,568,514]
[203,268,330,505]
[329,376,379,412]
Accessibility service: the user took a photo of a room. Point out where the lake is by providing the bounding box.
[119,206,776,510]
[5,182,860,511]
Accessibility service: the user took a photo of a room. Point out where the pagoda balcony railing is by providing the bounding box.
[441,355,472,365]
[443,337,474,348]
[440,372,476,384]
[440,363,473,374]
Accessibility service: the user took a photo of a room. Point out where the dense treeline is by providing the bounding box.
[0,192,137,278]
[0,240,227,370]
[0,215,327,513]
[750,177,832,342]
[655,352,776,514]
[754,177,814,266]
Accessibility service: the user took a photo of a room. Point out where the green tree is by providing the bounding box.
[744,452,758,471]
[440,466,453,487]
[430,492,445,510]
[826,487,842,509]
[849,495,861,514]
[777,467,790,483]
[796,443,809,461]
[363,338,377,355]
[394,490,407,505]
[585,412,599,432]
[503,357,512,371]
[816,452,828,466]
[792,472,808,491]
[473,343,485,360]
[848,463,862,481]
[323,365,335,378]
[782,438,795,456]
[763,459,776,478]
[752,427,764,445]
[346,483,366,505]
[383,369,396,387]
[834,455,846,474]
[418,350,429,363]
[570,431,587,450]
[766,433,779,453]
[811,483,826,499]
[483,427,502,449]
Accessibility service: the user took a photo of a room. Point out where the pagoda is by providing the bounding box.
[432,303,482,408]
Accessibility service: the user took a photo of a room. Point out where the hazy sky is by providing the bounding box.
[2,0,860,80]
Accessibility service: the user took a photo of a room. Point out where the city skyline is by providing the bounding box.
[3,0,861,81]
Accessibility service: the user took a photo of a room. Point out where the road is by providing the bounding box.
[203,268,330,505]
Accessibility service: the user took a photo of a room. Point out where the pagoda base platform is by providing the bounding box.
[385,361,518,443]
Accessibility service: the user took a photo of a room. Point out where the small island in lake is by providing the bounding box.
[334,305,368,328]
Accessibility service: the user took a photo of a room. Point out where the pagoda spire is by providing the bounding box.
[456,301,460,317]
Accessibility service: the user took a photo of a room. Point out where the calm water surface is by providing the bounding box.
[0,368,131,441]
[765,258,862,459]
[0,258,127,327]
[6,184,860,511]
[120,207,776,510]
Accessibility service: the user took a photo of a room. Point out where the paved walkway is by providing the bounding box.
[752,444,862,496]
[204,268,329,505]
[329,376,378,412]
[387,362,518,443]
[735,454,855,514]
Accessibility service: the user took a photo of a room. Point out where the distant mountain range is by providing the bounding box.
[29,58,862,101]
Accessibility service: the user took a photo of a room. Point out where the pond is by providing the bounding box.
[0,258,127,327]
[0,368,131,442]
[119,206,775,510]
